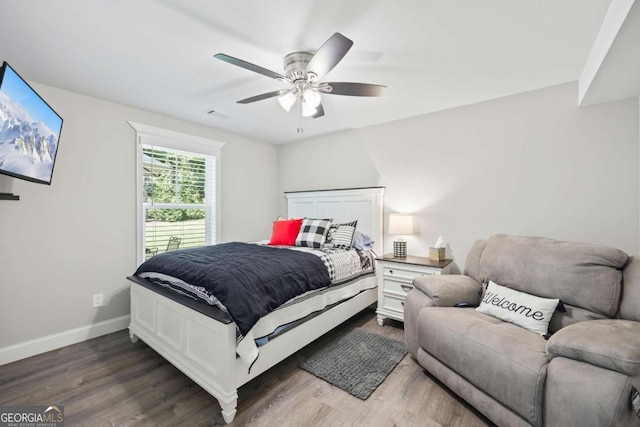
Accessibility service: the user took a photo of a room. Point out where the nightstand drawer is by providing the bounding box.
[382,266,436,281]
[383,278,415,297]
[380,294,405,315]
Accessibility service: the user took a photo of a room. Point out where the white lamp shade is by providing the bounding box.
[301,99,317,117]
[277,91,297,112]
[302,88,321,107]
[388,214,414,235]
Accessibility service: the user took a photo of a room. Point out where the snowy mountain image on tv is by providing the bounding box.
[0,62,63,184]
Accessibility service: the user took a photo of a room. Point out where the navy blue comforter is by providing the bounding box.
[134,242,331,336]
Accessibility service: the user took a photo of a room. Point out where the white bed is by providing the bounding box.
[128,187,384,423]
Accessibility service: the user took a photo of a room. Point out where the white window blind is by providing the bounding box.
[142,146,216,258]
[130,122,224,264]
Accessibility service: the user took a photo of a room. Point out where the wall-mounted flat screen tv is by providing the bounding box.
[0,61,63,185]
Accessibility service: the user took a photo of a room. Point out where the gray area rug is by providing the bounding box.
[299,327,407,400]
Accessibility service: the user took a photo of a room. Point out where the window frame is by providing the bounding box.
[129,121,224,265]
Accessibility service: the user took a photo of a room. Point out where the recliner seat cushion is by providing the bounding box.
[417,307,547,426]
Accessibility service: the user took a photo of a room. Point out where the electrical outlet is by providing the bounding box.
[93,293,104,308]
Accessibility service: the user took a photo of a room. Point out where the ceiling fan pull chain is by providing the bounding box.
[297,95,304,133]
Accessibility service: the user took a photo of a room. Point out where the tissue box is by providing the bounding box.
[429,247,445,261]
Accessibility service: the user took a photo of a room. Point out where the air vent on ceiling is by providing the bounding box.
[206,110,231,120]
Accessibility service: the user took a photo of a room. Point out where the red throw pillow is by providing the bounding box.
[268,218,303,246]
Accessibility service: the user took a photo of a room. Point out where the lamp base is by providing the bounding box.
[393,240,407,258]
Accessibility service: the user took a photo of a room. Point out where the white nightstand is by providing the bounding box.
[376,254,453,325]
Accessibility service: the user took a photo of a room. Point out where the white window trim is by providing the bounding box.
[129,121,225,265]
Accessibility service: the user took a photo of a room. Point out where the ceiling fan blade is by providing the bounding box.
[214,53,287,81]
[237,90,282,104]
[306,33,353,81]
[324,82,387,97]
[312,103,325,119]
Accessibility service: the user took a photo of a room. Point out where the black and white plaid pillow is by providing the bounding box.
[329,220,358,249]
[295,218,332,248]
[633,387,640,420]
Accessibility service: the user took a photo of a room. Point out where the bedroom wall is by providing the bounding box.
[0,84,278,354]
[277,82,639,271]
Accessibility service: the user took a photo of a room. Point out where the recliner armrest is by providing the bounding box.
[547,319,640,376]
[413,275,482,307]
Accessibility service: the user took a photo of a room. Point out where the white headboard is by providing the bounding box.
[286,187,385,255]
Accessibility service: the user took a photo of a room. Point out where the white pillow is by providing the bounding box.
[475,281,559,335]
[331,220,358,249]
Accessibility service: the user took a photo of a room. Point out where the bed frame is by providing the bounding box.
[128,187,384,423]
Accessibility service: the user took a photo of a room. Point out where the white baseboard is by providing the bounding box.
[0,315,130,366]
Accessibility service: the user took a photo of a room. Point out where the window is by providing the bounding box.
[130,122,224,264]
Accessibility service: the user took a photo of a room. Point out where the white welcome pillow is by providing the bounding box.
[476,281,559,335]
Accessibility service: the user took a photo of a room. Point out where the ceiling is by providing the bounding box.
[0,0,612,145]
[579,0,640,106]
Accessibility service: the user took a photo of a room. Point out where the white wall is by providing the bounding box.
[278,83,639,271]
[1,80,637,361]
[0,84,278,351]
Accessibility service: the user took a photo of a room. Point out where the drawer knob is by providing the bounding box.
[389,269,393,274]
[401,284,413,292]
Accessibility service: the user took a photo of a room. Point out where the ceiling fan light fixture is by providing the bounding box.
[215,33,386,132]
[277,91,297,112]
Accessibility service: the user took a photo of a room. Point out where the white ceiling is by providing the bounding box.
[0,0,612,145]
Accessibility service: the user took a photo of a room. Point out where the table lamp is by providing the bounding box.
[389,213,414,258]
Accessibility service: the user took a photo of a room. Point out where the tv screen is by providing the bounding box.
[0,61,63,185]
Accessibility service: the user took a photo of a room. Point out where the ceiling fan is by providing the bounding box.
[214,33,386,133]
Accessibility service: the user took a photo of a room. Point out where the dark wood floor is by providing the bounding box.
[0,309,492,426]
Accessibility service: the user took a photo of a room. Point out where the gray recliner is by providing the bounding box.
[404,234,640,427]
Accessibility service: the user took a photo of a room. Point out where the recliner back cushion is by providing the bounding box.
[464,239,487,284]
[479,235,628,319]
[619,256,640,321]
